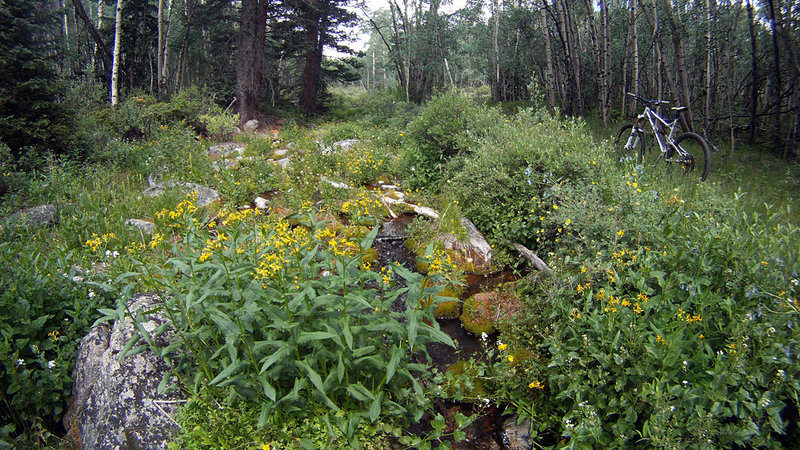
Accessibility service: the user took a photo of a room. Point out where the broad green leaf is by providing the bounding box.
[297,331,336,344]
[360,224,380,250]
[385,345,402,383]
[260,377,277,401]
[260,345,292,374]
[209,361,248,385]
[368,392,383,422]
[346,383,373,402]
[352,345,376,358]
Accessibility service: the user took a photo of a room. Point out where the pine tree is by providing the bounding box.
[0,0,74,156]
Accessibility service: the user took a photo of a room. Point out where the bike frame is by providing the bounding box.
[625,99,690,163]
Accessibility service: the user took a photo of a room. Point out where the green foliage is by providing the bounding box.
[111,203,456,438]
[539,195,800,447]
[400,92,503,191]
[198,112,240,141]
[0,0,74,157]
[171,390,394,449]
[0,232,113,445]
[446,108,607,254]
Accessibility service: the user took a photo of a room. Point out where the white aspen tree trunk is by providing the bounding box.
[704,0,713,132]
[161,0,173,93]
[541,9,556,109]
[60,0,70,73]
[111,0,123,106]
[631,0,639,117]
[157,0,164,96]
[602,0,611,121]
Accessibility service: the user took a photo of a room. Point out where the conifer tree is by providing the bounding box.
[0,0,73,156]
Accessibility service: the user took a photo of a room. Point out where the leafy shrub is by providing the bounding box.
[445,108,607,254]
[198,111,239,141]
[399,92,503,191]
[539,197,800,447]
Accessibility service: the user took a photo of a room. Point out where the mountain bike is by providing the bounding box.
[614,93,711,182]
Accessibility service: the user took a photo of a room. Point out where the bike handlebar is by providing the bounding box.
[626,92,670,107]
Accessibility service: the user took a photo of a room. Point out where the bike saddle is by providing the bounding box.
[672,106,688,112]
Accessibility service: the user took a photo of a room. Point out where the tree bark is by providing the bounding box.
[582,0,601,119]
[662,0,694,131]
[764,0,782,150]
[601,0,611,122]
[745,0,758,143]
[161,0,173,94]
[71,0,112,74]
[300,2,323,115]
[236,0,267,121]
[630,0,639,117]
[541,9,556,109]
[157,0,164,97]
[491,0,501,101]
[704,0,713,133]
[110,0,123,105]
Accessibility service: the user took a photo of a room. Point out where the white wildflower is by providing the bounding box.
[48,360,56,369]
[16,359,24,366]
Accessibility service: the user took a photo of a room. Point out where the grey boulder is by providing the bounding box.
[64,293,186,450]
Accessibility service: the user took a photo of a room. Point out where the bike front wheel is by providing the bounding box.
[671,132,711,182]
[613,124,645,164]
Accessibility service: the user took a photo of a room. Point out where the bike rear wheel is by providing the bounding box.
[671,132,711,182]
[614,124,645,164]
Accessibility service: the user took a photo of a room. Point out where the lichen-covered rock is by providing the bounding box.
[322,139,361,155]
[440,218,493,272]
[207,142,245,159]
[502,416,534,450]
[141,181,219,207]
[125,218,155,234]
[242,119,259,132]
[6,203,69,227]
[64,293,185,450]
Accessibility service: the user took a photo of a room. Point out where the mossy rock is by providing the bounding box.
[435,300,460,319]
[460,291,522,336]
[444,361,486,399]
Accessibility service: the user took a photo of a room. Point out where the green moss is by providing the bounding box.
[434,300,460,319]
[444,360,486,399]
[460,292,522,336]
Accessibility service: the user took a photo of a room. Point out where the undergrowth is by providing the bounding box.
[1,87,798,448]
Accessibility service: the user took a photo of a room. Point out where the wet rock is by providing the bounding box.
[125,219,156,234]
[243,119,259,132]
[141,181,219,207]
[64,293,185,450]
[6,203,69,227]
[502,416,533,450]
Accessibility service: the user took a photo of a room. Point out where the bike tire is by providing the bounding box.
[614,124,645,164]
[672,132,711,182]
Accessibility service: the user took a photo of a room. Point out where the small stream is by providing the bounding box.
[374,215,512,449]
